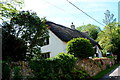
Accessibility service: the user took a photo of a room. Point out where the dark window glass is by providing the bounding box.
[41,52,50,59]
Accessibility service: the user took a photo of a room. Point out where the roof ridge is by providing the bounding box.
[46,21,80,32]
[46,21,100,47]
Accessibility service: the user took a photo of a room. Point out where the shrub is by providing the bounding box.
[107,56,115,59]
[2,61,11,80]
[29,53,77,80]
[29,53,91,80]
[2,30,27,61]
[12,66,22,80]
[56,53,77,74]
[66,38,94,59]
[71,69,90,80]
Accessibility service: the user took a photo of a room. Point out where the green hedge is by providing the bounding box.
[66,38,94,59]
[29,53,90,80]
[2,61,11,80]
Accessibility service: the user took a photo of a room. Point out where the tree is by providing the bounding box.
[97,23,120,60]
[0,0,24,20]
[111,26,120,61]
[2,10,48,60]
[97,23,117,52]
[9,11,48,57]
[2,22,27,61]
[1,0,48,60]
[66,38,94,59]
[103,10,116,25]
[76,24,101,40]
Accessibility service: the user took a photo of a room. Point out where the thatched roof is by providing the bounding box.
[46,21,99,46]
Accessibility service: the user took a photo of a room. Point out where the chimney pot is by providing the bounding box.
[70,22,75,30]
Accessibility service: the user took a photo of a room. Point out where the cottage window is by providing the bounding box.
[44,38,49,45]
[42,31,49,46]
[42,52,50,59]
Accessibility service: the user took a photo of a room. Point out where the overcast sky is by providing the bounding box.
[23,0,119,29]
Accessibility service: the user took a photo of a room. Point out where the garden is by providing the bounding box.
[1,1,120,79]
[2,38,118,80]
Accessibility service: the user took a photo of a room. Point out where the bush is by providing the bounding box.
[29,53,77,80]
[71,69,90,80]
[107,56,115,59]
[56,53,77,74]
[29,53,91,80]
[2,61,11,80]
[12,66,22,80]
[2,29,27,61]
[66,38,94,59]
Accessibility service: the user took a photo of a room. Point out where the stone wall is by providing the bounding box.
[9,58,115,78]
[10,61,34,79]
[75,58,115,77]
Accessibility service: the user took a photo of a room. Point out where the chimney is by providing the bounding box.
[70,22,75,30]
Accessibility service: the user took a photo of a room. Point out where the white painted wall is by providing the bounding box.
[41,30,67,57]
[41,30,102,58]
[96,45,103,57]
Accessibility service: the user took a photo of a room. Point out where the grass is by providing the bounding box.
[91,63,120,80]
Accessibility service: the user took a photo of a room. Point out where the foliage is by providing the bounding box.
[2,10,48,60]
[107,56,115,59]
[55,53,77,74]
[10,11,48,56]
[97,10,117,55]
[29,53,80,80]
[2,61,11,80]
[111,26,120,61]
[103,10,116,25]
[12,66,22,80]
[0,0,24,20]
[1,0,48,60]
[76,24,101,40]
[97,23,117,53]
[71,69,90,80]
[97,23,120,61]
[66,38,94,59]
[2,22,27,61]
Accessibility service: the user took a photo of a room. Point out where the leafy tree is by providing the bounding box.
[2,10,48,60]
[2,22,27,61]
[0,0,24,20]
[1,0,48,60]
[97,23,120,61]
[97,23,116,53]
[9,11,48,56]
[111,26,120,61]
[66,38,94,59]
[76,24,101,40]
[97,10,116,56]
[103,10,116,25]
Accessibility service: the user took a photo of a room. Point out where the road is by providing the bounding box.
[99,65,120,80]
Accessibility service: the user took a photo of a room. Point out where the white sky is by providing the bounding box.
[22,0,119,29]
